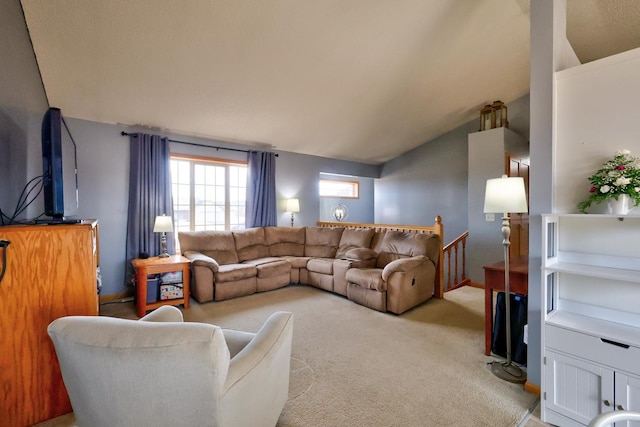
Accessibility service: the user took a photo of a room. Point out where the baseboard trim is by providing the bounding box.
[524,381,541,396]
[468,281,484,289]
[100,291,133,304]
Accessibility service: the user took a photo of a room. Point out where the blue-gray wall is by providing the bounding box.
[375,94,530,245]
[318,173,375,223]
[0,1,48,218]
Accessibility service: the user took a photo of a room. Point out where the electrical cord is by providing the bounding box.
[0,175,44,225]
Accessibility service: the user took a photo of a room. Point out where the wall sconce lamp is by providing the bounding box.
[286,198,300,227]
[153,214,174,258]
[483,175,528,384]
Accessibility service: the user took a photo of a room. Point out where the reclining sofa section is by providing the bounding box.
[178,226,441,314]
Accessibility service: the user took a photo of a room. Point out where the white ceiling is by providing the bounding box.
[20,0,640,165]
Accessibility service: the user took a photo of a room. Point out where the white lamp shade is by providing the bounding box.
[153,214,174,233]
[484,175,528,214]
[286,198,300,213]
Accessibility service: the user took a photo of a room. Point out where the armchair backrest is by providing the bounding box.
[48,316,231,427]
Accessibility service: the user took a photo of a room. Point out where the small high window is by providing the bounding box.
[319,179,359,198]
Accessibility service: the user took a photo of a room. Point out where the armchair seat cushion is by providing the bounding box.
[345,268,385,291]
[215,264,257,282]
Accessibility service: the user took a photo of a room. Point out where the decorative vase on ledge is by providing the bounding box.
[607,194,631,215]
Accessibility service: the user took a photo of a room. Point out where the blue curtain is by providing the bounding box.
[125,133,174,284]
[246,151,277,227]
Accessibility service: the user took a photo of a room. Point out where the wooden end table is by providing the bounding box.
[482,255,528,356]
[131,255,191,318]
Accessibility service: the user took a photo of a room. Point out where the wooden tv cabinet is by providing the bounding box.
[0,221,100,427]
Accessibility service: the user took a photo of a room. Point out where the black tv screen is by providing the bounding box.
[41,107,78,219]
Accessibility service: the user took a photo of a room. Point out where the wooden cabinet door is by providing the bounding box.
[0,223,98,426]
[545,350,613,425]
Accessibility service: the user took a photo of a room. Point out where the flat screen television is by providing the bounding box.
[41,107,79,219]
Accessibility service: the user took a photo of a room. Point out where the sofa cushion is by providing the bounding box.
[233,228,269,262]
[265,227,305,257]
[215,264,257,283]
[178,231,239,265]
[304,227,344,258]
[345,268,385,291]
[282,256,311,269]
[306,258,333,275]
[335,228,375,258]
[376,231,440,268]
[243,257,284,267]
[256,260,291,278]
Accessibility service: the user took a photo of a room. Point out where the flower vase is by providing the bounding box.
[607,194,630,215]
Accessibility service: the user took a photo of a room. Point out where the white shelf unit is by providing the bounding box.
[541,214,640,427]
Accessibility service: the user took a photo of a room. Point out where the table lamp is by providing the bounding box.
[286,198,300,227]
[483,175,528,383]
[153,214,173,258]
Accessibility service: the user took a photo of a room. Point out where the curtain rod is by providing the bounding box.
[120,131,278,156]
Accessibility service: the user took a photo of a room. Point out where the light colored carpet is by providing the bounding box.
[38,285,537,426]
[183,285,537,427]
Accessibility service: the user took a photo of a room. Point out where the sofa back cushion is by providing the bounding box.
[233,228,269,262]
[369,231,386,253]
[265,227,305,257]
[304,227,344,258]
[376,231,441,268]
[335,228,375,258]
[178,231,239,265]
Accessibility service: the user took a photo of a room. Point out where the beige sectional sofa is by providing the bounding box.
[178,220,443,314]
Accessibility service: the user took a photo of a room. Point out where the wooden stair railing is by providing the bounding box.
[443,231,470,292]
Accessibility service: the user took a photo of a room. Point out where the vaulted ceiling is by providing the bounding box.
[20,0,640,164]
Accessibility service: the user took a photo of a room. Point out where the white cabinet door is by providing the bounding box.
[546,350,614,425]
[614,373,640,427]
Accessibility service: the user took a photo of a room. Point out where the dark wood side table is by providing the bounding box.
[131,255,191,318]
[483,255,528,355]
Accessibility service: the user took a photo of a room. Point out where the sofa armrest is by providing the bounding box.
[183,250,220,273]
[381,255,428,281]
[139,305,184,322]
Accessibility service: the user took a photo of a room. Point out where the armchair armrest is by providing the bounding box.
[222,329,256,358]
[183,250,220,273]
[223,311,293,392]
[382,255,428,281]
[139,305,184,322]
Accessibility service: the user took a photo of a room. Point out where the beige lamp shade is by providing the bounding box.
[153,214,174,233]
[286,198,300,213]
[484,175,528,214]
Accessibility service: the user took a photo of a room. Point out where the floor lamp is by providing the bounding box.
[483,175,528,384]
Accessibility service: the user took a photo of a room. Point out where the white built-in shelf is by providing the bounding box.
[544,261,640,283]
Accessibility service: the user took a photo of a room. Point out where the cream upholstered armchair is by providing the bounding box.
[47,306,293,427]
